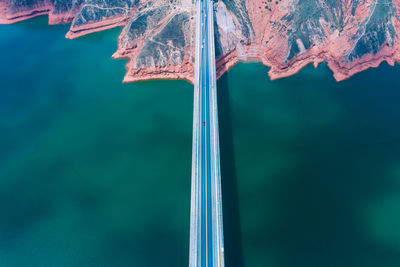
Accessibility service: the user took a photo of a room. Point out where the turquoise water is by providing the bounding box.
[1,16,400,266]
[0,17,192,266]
[219,63,400,266]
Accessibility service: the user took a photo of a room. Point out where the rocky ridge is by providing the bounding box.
[1,0,399,82]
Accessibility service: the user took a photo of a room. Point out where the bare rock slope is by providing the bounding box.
[1,0,400,82]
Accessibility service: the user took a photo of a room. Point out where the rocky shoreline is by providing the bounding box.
[1,0,399,84]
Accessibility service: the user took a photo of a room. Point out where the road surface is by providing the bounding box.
[189,0,225,267]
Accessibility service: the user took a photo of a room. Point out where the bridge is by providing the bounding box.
[189,0,225,267]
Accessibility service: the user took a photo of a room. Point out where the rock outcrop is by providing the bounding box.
[1,0,400,82]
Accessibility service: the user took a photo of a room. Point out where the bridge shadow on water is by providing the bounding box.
[217,72,244,267]
[215,63,400,267]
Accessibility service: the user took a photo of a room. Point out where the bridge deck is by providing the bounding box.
[189,0,224,267]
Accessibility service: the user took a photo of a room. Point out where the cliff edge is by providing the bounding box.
[1,0,399,82]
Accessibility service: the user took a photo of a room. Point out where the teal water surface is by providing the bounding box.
[219,63,400,267]
[1,16,400,267]
[0,17,192,266]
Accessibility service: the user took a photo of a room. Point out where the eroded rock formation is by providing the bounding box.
[1,0,399,82]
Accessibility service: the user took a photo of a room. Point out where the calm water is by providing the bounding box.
[1,16,400,267]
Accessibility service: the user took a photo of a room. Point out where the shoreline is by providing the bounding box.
[215,44,400,83]
[66,16,128,39]
[0,5,54,24]
[1,7,399,83]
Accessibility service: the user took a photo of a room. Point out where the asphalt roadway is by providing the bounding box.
[189,0,224,266]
